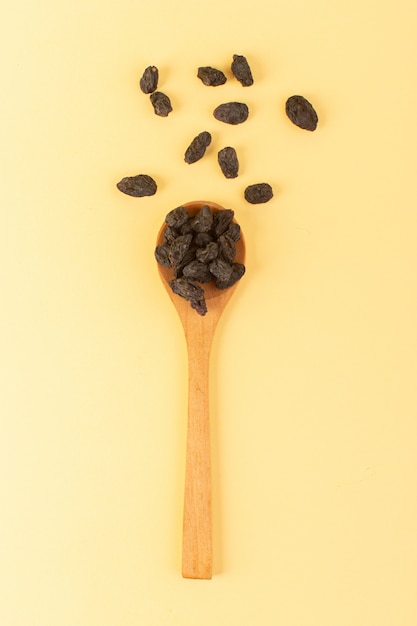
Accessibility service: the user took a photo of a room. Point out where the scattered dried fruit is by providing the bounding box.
[213,102,249,125]
[139,66,159,94]
[155,205,245,315]
[117,174,157,197]
[285,95,318,131]
[150,91,173,117]
[231,54,254,86]
[218,147,239,178]
[184,131,212,164]
[197,66,227,86]
[244,183,273,204]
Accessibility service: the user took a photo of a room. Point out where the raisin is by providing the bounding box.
[213,102,249,125]
[150,91,173,117]
[285,95,318,131]
[224,222,241,242]
[218,234,236,264]
[244,183,273,204]
[213,209,234,236]
[182,260,213,283]
[218,146,239,178]
[165,206,188,229]
[197,66,227,86]
[139,66,159,94]
[194,232,213,248]
[116,174,157,197]
[190,205,213,232]
[154,244,171,267]
[231,54,254,86]
[208,258,233,282]
[196,242,218,264]
[168,233,193,267]
[169,278,207,316]
[216,263,245,289]
[184,131,212,164]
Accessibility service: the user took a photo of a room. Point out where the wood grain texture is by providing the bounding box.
[156,201,245,579]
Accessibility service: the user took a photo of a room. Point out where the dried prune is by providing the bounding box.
[244,183,273,204]
[231,54,253,86]
[218,146,239,178]
[117,174,157,197]
[213,102,249,125]
[150,91,173,117]
[197,66,227,86]
[139,66,159,94]
[169,278,207,316]
[184,131,212,164]
[285,95,318,131]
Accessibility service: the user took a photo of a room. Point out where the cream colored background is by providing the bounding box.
[1,0,417,624]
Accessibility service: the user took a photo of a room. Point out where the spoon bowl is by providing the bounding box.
[156,200,246,579]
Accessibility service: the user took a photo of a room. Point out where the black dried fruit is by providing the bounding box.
[216,263,246,289]
[231,54,253,86]
[196,242,218,264]
[184,131,212,164]
[182,260,213,283]
[218,146,239,178]
[154,244,171,267]
[190,205,213,232]
[155,206,245,315]
[169,278,207,316]
[168,233,193,267]
[165,206,189,229]
[116,174,157,197]
[139,66,159,94]
[285,95,318,131]
[244,183,273,204]
[197,66,227,86]
[213,102,249,125]
[213,209,234,236]
[150,91,173,117]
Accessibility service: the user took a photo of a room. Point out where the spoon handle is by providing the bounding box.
[182,318,214,579]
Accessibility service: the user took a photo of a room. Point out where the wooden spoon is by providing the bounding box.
[156,200,246,579]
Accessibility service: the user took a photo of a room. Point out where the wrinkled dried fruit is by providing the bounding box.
[213,102,249,125]
[139,66,159,94]
[197,66,227,86]
[116,174,157,197]
[244,183,273,204]
[169,278,207,316]
[285,95,318,131]
[155,206,245,315]
[218,146,239,178]
[150,91,173,117]
[184,131,212,164]
[231,54,253,86]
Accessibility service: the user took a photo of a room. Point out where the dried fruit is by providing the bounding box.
[218,147,239,178]
[231,54,253,86]
[150,91,173,117]
[155,206,245,315]
[285,95,318,131]
[244,183,273,204]
[116,174,157,197]
[184,131,212,164]
[213,102,249,125]
[139,66,159,94]
[197,66,227,86]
